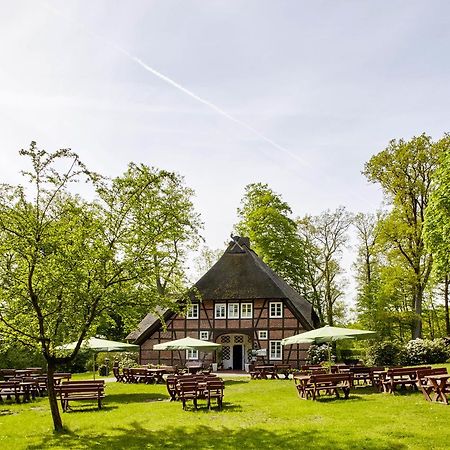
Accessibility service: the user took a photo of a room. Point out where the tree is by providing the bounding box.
[297,207,351,326]
[0,143,201,431]
[235,183,306,291]
[353,212,381,332]
[423,136,450,334]
[363,134,443,338]
[191,245,224,282]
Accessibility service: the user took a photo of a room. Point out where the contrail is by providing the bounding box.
[43,2,308,167]
[113,46,307,167]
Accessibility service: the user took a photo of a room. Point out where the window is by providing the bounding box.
[269,341,282,360]
[215,303,226,319]
[269,302,283,318]
[187,304,199,319]
[241,303,253,319]
[258,330,268,340]
[199,331,209,341]
[186,349,198,360]
[228,303,239,319]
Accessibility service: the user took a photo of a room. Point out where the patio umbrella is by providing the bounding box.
[281,325,376,364]
[58,337,139,379]
[153,336,221,351]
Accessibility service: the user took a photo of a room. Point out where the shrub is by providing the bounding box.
[365,341,402,366]
[0,346,46,369]
[307,344,330,364]
[402,338,450,365]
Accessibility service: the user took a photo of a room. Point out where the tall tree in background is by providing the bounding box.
[0,143,201,431]
[354,212,381,332]
[297,207,352,326]
[235,183,306,292]
[424,136,450,335]
[363,134,442,339]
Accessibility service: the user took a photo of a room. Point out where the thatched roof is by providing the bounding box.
[127,236,318,343]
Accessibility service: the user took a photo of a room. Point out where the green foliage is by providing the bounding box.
[0,343,46,369]
[235,183,306,291]
[298,207,351,326]
[424,136,450,276]
[0,143,202,430]
[365,341,403,366]
[362,133,443,339]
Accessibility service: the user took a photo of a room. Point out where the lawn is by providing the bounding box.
[1,367,450,450]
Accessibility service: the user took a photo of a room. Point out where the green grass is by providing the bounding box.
[1,366,450,449]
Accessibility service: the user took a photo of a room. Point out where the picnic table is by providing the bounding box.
[293,374,311,399]
[294,373,352,400]
[381,367,430,394]
[425,374,450,404]
[147,368,165,384]
[251,365,276,380]
[274,364,291,379]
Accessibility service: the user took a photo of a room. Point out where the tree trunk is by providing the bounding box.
[47,359,64,432]
[413,286,423,339]
[445,275,450,336]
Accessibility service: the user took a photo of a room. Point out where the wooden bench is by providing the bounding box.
[205,379,224,410]
[416,367,448,402]
[0,381,26,403]
[349,366,372,387]
[301,373,352,400]
[177,377,225,410]
[57,381,105,412]
[274,364,291,379]
[381,367,431,394]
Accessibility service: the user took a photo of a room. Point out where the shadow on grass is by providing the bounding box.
[106,393,169,404]
[224,380,249,386]
[64,405,118,414]
[26,422,408,450]
[180,401,242,413]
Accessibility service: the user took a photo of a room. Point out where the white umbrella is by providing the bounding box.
[153,336,221,351]
[58,337,139,379]
[282,325,376,365]
[281,325,375,346]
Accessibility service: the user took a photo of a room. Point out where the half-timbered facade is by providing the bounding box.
[127,237,319,369]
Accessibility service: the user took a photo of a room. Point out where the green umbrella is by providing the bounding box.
[58,337,139,379]
[153,336,221,351]
[281,325,376,365]
[59,337,139,352]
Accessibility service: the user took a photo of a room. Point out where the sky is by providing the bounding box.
[1,1,449,304]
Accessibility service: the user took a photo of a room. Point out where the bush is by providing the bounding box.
[365,341,402,366]
[0,345,46,369]
[402,338,450,365]
[307,344,330,364]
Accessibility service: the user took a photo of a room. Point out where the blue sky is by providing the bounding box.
[1,1,449,301]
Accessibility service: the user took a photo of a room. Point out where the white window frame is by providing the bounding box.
[186,349,199,360]
[215,303,226,319]
[199,331,209,341]
[187,304,199,319]
[269,301,283,318]
[269,340,282,360]
[241,303,253,319]
[258,330,268,340]
[228,303,239,319]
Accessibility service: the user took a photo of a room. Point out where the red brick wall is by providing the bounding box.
[139,298,311,368]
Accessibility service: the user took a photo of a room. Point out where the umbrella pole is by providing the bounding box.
[93,353,96,380]
[328,345,331,370]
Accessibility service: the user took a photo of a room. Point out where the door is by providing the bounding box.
[233,345,243,370]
